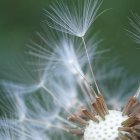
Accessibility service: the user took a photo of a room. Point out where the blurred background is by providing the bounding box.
[0,0,140,139]
[0,0,140,77]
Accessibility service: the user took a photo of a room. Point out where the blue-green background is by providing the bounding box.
[0,0,140,76]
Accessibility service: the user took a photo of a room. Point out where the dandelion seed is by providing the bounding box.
[28,30,102,105]
[45,0,104,94]
[128,13,140,44]
[45,0,103,37]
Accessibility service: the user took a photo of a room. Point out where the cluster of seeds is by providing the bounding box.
[67,88,140,140]
[84,110,128,140]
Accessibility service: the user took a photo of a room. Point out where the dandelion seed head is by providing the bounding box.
[84,110,128,140]
[1,0,140,140]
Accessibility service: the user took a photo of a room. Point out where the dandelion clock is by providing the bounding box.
[0,0,140,140]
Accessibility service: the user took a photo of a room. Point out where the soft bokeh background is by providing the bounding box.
[0,0,140,139]
[0,0,140,76]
